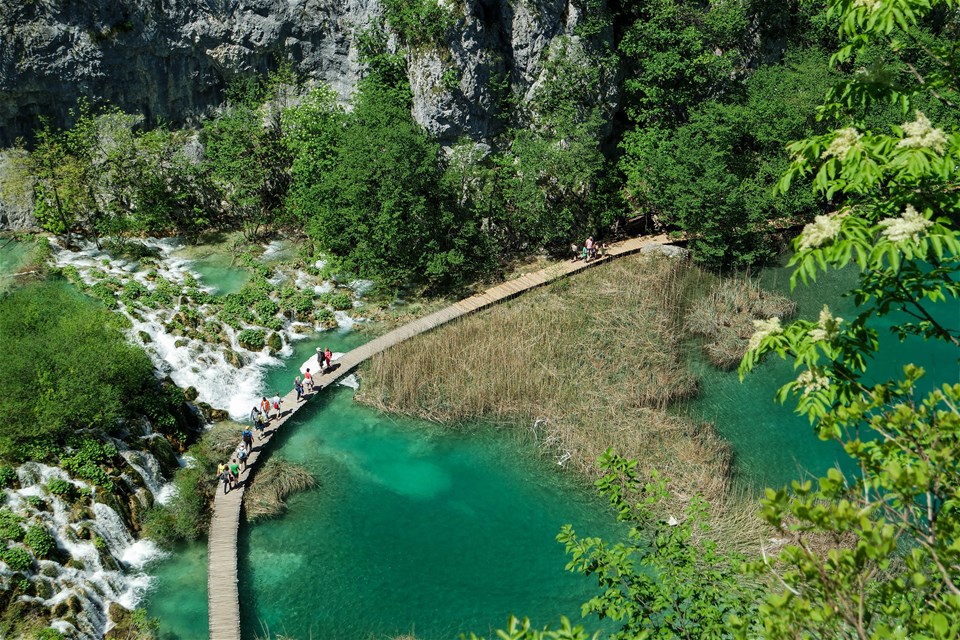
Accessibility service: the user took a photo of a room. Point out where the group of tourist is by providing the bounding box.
[571,236,607,263]
[217,426,256,494]
[216,347,337,494]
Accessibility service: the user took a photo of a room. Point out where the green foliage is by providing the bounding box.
[254,299,280,320]
[467,616,597,640]
[620,48,836,267]
[327,293,352,311]
[202,72,294,238]
[298,76,490,289]
[0,283,156,461]
[560,451,760,639]
[0,509,25,542]
[1,546,33,572]
[0,466,16,488]
[737,0,960,636]
[382,0,455,47]
[46,478,75,499]
[237,329,266,351]
[35,629,67,640]
[60,439,118,490]
[24,525,55,559]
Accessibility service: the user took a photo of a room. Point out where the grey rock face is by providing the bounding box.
[0,149,37,230]
[0,0,612,146]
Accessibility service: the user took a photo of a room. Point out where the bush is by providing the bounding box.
[0,283,157,461]
[24,525,55,559]
[60,439,118,491]
[254,299,280,320]
[0,509,25,541]
[46,478,74,499]
[0,466,16,487]
[237,329,266,351]
[1,546,33,571]
[328,292,353,311]
[36,629,67,640]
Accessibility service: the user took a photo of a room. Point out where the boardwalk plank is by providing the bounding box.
[207,233,674,639]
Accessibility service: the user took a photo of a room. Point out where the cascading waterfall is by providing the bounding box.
[3,463,165,638]
[23,236,370,635]
[49,238,365,419]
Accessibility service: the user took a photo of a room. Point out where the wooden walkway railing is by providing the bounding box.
[206,234,672,639]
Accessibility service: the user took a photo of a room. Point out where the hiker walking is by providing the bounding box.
[584,236,595,262]
[218,462,231,494]
[242,427,254,451]
[229,459,241,489]
[324,347,333,370]
[271,392,282,419]
[260,396,271,423]
[237,443,248,471]
[294,375,304,402]
[304,368,314,391]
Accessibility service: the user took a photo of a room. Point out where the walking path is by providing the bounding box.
[206,233,672,640]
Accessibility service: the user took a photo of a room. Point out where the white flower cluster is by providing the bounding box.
[852,0,883,11]
[796,369,830,396]
[798,214,842,250]
[820,127,862,160]
[747,317,782,352]
[896,111,948,154]
[809,305,844,342]
[879,204,933,244]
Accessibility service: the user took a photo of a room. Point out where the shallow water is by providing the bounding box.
[146,383,621,640]
[685,262,959,489]
[0,238,33,290]
[172,244,250,295]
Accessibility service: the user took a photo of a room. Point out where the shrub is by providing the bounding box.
[0,283,156,461]
[1,546,33,571]
[46,478,74,499]
[0,509,25,541]
[24,525,55,559]
[0,466,16,487]
[60,439,118,491]
[315,308,337,328]
[264,317,284,331]
[36,629,67,640]
[329,292,353,311]
[254,299,280,320]
[237,329,266,351]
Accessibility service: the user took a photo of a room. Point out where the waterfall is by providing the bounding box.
[4,463,166,639]
[49,238,364,420]
[120,449,165,497]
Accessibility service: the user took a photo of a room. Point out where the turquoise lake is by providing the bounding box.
[146,328,622,640]
[142,253,959,639]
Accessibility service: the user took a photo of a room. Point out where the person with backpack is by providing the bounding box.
[229,459,241,489]
[271,392,282,419]
[242,427,254,451]
[218,462,231,494]
[237,443,248,471]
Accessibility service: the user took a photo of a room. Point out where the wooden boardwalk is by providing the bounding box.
[206,233,672,640]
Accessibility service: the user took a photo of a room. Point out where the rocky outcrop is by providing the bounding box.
[0,149,37,230]
[0,0,613,146]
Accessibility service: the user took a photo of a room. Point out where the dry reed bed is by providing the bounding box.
[358,254,767,545]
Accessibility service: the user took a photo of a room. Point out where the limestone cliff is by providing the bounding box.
[0,0,612,146]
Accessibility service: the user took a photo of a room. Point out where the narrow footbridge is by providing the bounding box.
[206,233,671,639]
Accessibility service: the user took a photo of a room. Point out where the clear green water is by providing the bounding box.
[174,244,251,295]
[0,239,33,291]
[146,330,621,640]
[685,263,959,489]
[145,254,957,638]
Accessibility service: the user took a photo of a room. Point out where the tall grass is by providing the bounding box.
[358,254,769,545]
[244,458,316,521]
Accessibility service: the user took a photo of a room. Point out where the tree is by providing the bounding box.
[300,76,490,290]
[0,282,157,460]
[739,0,960,635]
